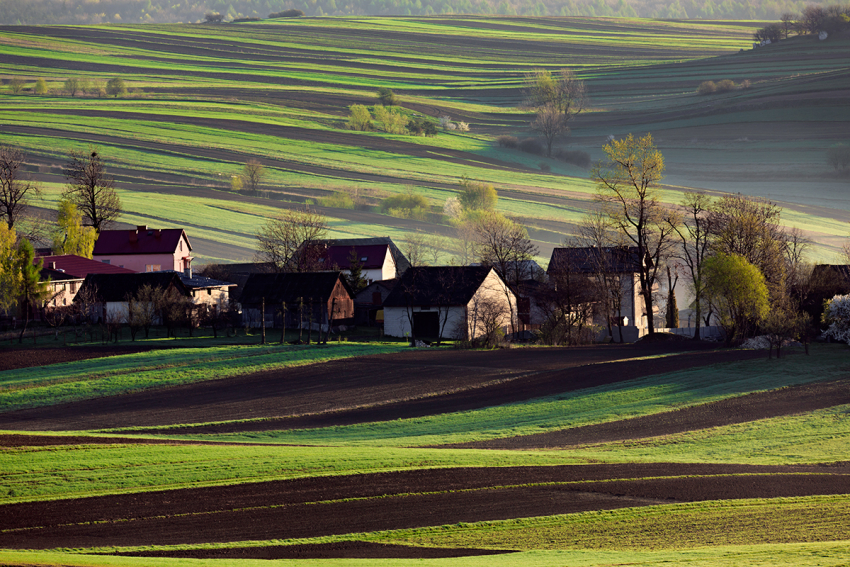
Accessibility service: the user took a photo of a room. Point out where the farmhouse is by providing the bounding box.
[382,265,515,340]
[93,226,193,274]
[240,271,354,329]
[38,254,135,309]
[548,246,647,340]
[75,271,190,323]
[309,237,410,283]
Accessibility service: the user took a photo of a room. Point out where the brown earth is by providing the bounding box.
[448,378,850,449]
[0,344,764,432]
[2,464,847,550]
[0,345,155,371]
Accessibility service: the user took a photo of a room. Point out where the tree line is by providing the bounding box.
[0,0,835,24]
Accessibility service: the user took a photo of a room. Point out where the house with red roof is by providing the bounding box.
[313,238,409,284]
[92,226,193,274]
[37,254,136,310]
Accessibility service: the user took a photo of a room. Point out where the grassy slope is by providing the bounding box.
[1,17,847,262]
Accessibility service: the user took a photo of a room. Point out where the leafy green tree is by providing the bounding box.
[703,253,769,345]
[106,77,127,98]
[458,176,497,212]
[51,199,97,258]
[593,133,678,335]
[7,77,25,94]
[374,105,407,134]
[377,87,397,106]
[0,224,19,315]
[347,104,372,131]
[34,78,48,95]
[15,239,51,342]
[63,78,80,96]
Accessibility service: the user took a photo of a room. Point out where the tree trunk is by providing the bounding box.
[261,297,266,345]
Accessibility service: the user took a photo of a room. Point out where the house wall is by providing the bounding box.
[189,286,230,313]
[383,305,465,339]
[46,279,83,308]
[465,270,516,339]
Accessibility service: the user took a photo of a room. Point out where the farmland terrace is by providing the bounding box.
[0,16,848,263]
[1,339,850,566]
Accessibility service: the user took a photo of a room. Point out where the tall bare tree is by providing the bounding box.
[593,133,678,335]
[242,159,266,196]
[524,68,586,155]
[532,103,567,158]
[63,148,121,232]
[0,146,41,230]
[255,207,328,272]
[669,192,714,339]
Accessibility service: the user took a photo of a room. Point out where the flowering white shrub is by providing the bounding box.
[822,294,850,344]
[439,115,453,129]
[443,196,462,219]
[456,121,469,132]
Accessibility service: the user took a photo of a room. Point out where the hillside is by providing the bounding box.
[0,16,848,263]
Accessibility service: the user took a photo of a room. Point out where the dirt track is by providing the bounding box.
[2,463,847,550]
[0,344,763,432]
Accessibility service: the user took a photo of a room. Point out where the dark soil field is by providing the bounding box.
[0,343,763,432]
[2,463,847,551]
[0,345,154,371]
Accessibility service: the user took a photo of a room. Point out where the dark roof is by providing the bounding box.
[76,272,188,303]
[36,255,136,279]
[354,278,398,304]
[383,266,496,307]
[93,227,191,256]
[323,244,392,271]
[153,270,235,290]
[316,238,411,274]
[240,272,353,306]
[204,262,276,275]
[548,247,639,275]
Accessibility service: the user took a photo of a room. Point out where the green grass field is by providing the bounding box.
[1,16,847,263]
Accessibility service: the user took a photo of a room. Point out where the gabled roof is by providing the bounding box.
[240,271,353,306]
[354,278,398,304]
[322,244,392,271]
[315,238,411,274]
[76,272,188,303]
[548,247,640,275]
[36,255,136,280]
[93,227,191,256]
[383,266,496,307]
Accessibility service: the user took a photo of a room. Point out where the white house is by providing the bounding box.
[382,266,515,341]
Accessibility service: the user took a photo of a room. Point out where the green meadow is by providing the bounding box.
[1,16,847,263]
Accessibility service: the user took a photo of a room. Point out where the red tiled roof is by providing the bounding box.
[93,227,191,256]
[36,255,137,279]
[322,244,389,270]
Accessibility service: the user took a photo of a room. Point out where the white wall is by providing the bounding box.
[383,305,464,339]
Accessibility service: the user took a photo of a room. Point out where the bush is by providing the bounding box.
[497,135,518,148]
[106,77,127,97]
[347,104,372,131]
[459,177,497,211]
[7,77,25,94]
[552,148,591,168]
[380,191,429,214]
[204,12,224,22]
[456,122,469,132]
[716,79,737,92]
[697,81,717,95]
[34,78,47,95]
[232,17,261,23]
[377,87,396,106]
[318,192,355,209]
[407,117,437,137]
[374,105,407,134]
[822,294,850,344]
[269,9,304,17]
[518,138,544,155]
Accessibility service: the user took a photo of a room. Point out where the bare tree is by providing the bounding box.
[0,146,41,229]
[524,68,587,124]
[128,283,159,339]
[63,148,121,232]
[255,207,328,272]
[402,231,429,267]
[242,159,266,196]
[532,103,567,158]
[593,133,679,335]
[669,192,714,340]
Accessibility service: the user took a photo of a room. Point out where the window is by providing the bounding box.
[102,260,110,265]
[145,264,161,272]
[70,282,77,293]
[361,257,368,262]
[207,289,212,296]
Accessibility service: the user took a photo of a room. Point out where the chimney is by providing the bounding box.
[184,263,192,279]
[154,229,162,238]
[50,262,56,270]
[137,225,148,231]
[129,229,137,243]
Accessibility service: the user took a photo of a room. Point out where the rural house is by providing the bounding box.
[353,278,398,326]
[38,254,135,309]
[547,246,647,341]
[93,226,193,274]
[240,271,355,329]
[75,272,190,323]
[382,266,515,341]
[308,237,410,283]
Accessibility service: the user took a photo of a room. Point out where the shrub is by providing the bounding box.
[740,79,751,89]
[204,12,224,22]
[318,192,355,209]
[716,79,737,92]
[822,294,850,344]
[377,87,396,106]
[7,77,25,94]
[269,9,304,17]
[456,122,469,132]
[552,148,591,168]
[380,191,429,214]
[407,117,437,137]
[697,81,717,95]
[347,104,372,131]
[459,177,497,211]
[497,135,519,148]
[518,137,544,155]
[439,115,453,129]
[373,105,407,134]
[106,77,127,97]
[34,79,47,95]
